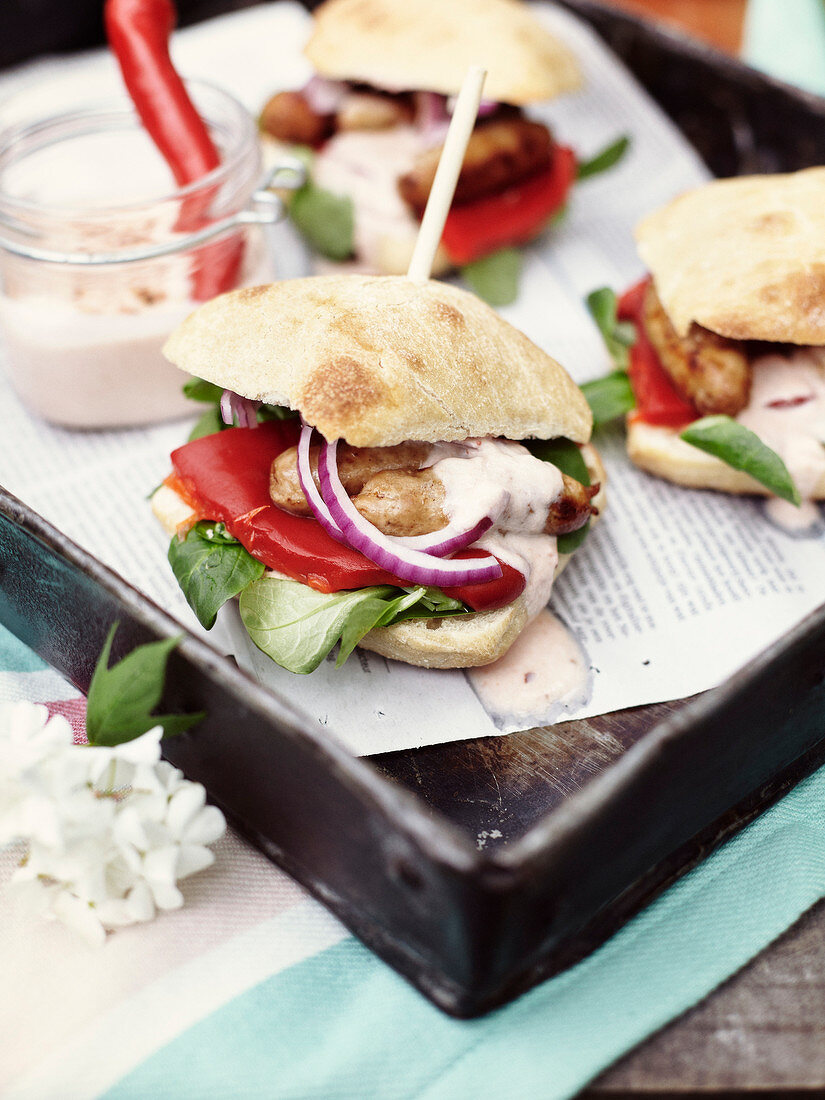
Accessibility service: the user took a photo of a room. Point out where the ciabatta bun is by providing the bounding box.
[304,0,582,106]
[636,167,825,344]
[163,275,592,448]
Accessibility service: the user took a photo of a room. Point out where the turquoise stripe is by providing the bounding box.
[105,765,825,1100]
[744,0,825,95]
[0,623,47,673]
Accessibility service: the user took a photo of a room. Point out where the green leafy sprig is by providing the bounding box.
[680,416,801,505]
[576,135,631,180]
[461,248,523,306]
[86,624,203,747]
[168,522,266,630]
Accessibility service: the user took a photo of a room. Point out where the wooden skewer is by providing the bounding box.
[406,65,487,284]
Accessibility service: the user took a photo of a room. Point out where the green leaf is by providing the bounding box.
[586,286,636,372]
[183,377,224,404]
[557,522,590,556]
[169,522,266,630]
[289,180,354,261]
[460,248,523,306]
[86,624,204,747]
[524,437,590,485]
[680,416,801,505]
[524,438,592,554]
[239,577,467,674]
[257,405,299,423]
[576,135,631,180]
[188,406,224,441]
[581,370,636,426]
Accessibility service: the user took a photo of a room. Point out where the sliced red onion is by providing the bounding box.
[297,423,344,540]
[318,439,503,587]
[221,390,260,429]
[416,91,451,146]
[302,75,348,115]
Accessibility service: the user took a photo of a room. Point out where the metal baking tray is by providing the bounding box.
[4,1,825,1018]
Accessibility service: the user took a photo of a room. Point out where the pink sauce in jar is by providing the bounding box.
[0,82,275,429]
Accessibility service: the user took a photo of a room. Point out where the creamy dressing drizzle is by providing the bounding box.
[737,350,825,533]
[429,437,564,618]
[467,608,591,731]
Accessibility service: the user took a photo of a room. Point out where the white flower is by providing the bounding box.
[0,703,226,945]
[0,703,74,847]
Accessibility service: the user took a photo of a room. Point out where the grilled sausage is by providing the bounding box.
[270,443,596,537]
[259,91,334,147]
[397,115,554,214]
[270,441,433,514]
[642,281,751,417]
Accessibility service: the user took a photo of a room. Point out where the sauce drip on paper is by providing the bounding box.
[468,609,590,730]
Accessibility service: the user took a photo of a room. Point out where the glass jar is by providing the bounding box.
[0,81,304,429]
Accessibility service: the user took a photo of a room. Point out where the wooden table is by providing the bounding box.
[582,3,825,1092]
[599,0,747,54]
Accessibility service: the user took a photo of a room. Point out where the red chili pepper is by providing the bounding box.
[441,146,577,265]
[618,276,697,429]
[104,0,243,299]
[169,422,526,611]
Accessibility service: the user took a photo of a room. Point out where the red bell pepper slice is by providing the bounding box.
[618,277,697,429]
[440,146,577,266]
[169,422,525,611]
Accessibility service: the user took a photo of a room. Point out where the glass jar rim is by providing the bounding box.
[0,79,259,223]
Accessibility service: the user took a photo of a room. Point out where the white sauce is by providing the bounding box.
[737,349,825,532]
[468,608,590,730]
[428,438,589,727]
[430,438,564,619]
[312,126,425,272]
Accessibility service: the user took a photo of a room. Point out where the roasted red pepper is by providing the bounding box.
[169,422,526,611]
[104,0,242,299]
[618,277,697,429]
[440,146,577,265]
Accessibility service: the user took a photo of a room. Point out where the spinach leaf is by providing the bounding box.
[188,406,224,442]
[239,578,467,674]
[169,522,266,630]
[289,180,355,261]
[86,623,203,747]
[586,287,636,371]
[576,135,631,180]
[460,248,522,306]
[557,524,589,555]
[183,377,223,404]
[680,416,801,505]
[581,370,636,426]
[525,437,590,484]
[257,405,299,423]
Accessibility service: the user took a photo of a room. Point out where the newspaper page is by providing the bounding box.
[1,3,823,756]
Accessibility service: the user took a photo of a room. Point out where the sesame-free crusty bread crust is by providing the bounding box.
[162,275,592,448]
[636,168,825,344]
[627,419,825,498]
[304,0,582,106]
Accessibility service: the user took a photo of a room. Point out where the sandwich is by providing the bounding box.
[152,273,605,674]
[260,0,625,303]
[584,168,825,515]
